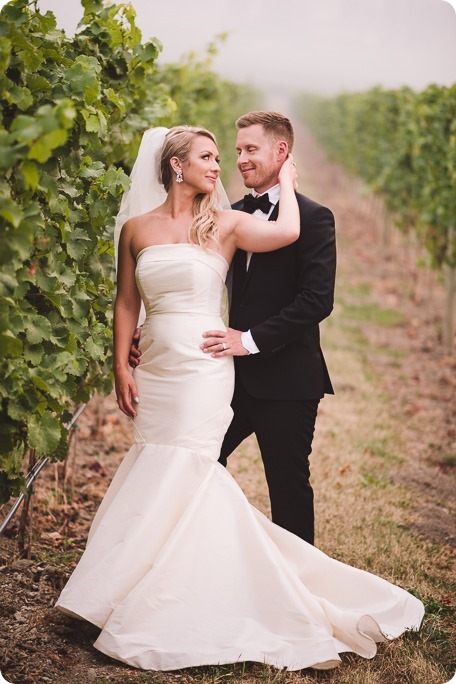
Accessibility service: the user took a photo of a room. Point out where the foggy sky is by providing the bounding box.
[29,0,456,95]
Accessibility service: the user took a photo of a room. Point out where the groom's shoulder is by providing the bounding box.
[296,191,331,216]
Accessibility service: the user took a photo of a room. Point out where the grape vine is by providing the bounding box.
[297,85,456,345]
[0,0,259,505]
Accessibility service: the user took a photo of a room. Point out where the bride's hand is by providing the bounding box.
[115,369,139,418]
[278,154,298,191]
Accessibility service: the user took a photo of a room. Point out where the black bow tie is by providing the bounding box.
[243,193,273,214]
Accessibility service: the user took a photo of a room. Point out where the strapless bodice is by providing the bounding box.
[135,243,229,319]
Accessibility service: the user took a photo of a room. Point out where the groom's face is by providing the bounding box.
[235,124,281,195]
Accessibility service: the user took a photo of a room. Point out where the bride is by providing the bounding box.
[56,125,424,672]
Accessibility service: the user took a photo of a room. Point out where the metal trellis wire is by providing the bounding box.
[0,402,88,535]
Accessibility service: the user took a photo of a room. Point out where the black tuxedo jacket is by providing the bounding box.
[229,192,336,401]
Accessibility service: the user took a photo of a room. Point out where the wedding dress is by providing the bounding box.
[56,243,424,671]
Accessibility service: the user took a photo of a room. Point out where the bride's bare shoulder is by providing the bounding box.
[125,207,163,228]
[123,209,164,238]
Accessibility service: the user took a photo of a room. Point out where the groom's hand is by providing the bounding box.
[201,327,250,357]
[128,327,142,368]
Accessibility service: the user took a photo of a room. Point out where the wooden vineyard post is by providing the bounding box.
[17,449,36,558]
[443,262,455,350]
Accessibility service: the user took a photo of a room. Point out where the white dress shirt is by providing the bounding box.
[241,183,280,355]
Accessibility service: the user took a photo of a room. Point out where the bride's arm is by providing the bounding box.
[113,221,141,418]
[224,156,300,253]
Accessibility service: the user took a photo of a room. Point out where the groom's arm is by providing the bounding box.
[201,204,335,359]
[250,203,336,358]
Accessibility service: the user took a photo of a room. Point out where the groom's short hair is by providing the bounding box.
[235,111,294,151]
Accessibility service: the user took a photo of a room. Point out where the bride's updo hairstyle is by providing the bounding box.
[160,125,221,247]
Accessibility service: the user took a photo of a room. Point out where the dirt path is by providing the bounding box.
[0,125,454,684]
[292,122,455,552]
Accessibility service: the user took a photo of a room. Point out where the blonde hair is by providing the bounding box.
[160,125,221,247]
[235,111,294,150]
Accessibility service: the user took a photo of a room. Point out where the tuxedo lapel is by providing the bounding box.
[242,253,257,291]
[232,248,247,301]
[268,202,280,222]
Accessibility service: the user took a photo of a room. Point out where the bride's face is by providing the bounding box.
[182,136,221,194]
[236,124,280,194]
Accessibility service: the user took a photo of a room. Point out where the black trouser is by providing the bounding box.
[219,382,320,545]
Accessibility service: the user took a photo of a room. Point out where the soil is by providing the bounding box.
[0,123,454,684]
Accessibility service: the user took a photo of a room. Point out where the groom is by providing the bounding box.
[201,111,336,545]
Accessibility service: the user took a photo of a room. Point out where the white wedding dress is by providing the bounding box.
[56,243,424,672]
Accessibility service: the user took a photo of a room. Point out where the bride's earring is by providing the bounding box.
[176,168,183,183]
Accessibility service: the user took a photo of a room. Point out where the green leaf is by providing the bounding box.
[11,115,42,142]
[105,87,126,112]
[134,41,160,63]
[17,45,44,71]
[85,335,105,361]
[83,112,100,133]
[0,196,24,228]
[80,160,105,178]
[0,273,18,296]
[0,331,22,358]
[101,167,130,196]
[23,343,45,365]
[67,227,92,260]
[65,333,78,352]
[25,315,52,344]
[0,36,12,72]
[21,160,39,190]
[25,73,51,93]
[31,373,52,394]
[28,128,68,162]
[0,141,23,170]
[0,217,35,264]
[0,470,26,505]
[48,193,70,217]
[35,269,57,292]
[64,57,100,104]
[9,85,34,111]
[27,411,62,455]
[55,99,77,130]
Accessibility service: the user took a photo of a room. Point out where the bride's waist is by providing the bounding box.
[144,310,221,317]
[142,312,225,334]
[139,313,226,354]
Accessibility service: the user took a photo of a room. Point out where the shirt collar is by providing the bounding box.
[252,183,280,204]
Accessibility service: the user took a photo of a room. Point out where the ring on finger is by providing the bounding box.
[222,342,227,350]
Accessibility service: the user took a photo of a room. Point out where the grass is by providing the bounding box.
[33,542,83,566]
[337,277,405,329]
[342,302,405,327]
[348,281,373,298]
[361,437,403,463]
[439,453,456,468]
